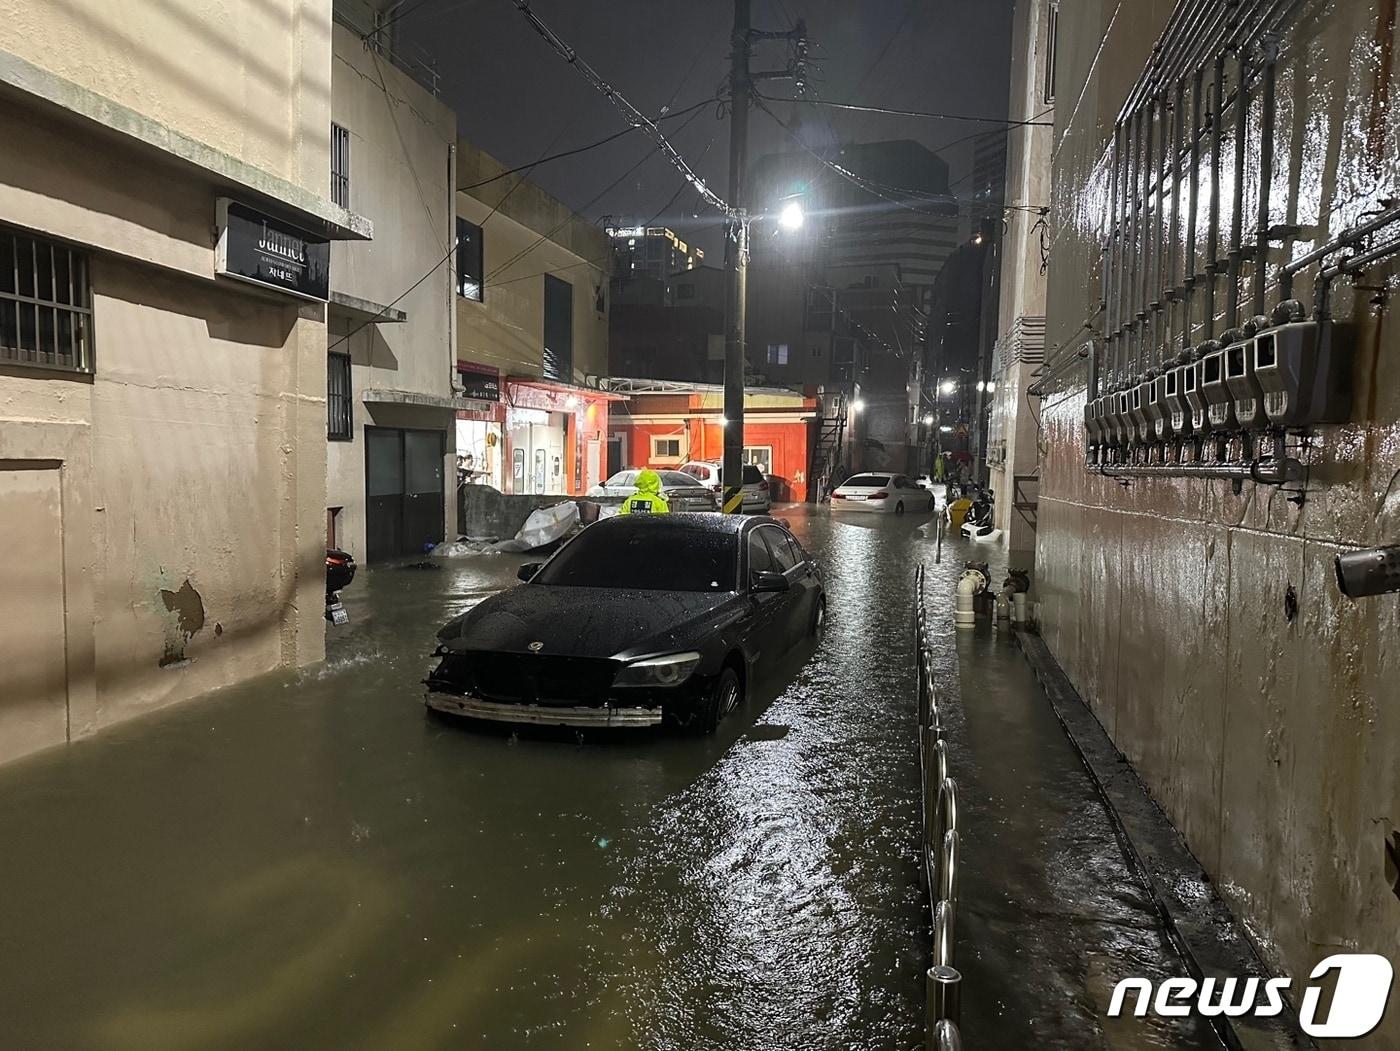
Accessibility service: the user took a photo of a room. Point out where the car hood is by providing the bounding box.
[436,585,740,660]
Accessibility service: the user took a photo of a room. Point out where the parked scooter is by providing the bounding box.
[326,548,356,624]
[959,489,1001,542]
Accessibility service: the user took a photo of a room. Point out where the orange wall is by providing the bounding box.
[615,416,814,502]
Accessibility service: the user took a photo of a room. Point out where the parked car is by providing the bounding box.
[678,460,772,513]
[830,473,935,514]
[586,469,717,512]
[424,514,824,734]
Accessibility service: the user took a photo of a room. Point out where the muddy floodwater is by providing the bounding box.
[0,505,1211,1049]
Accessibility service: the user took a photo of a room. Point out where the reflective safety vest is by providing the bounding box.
[620,491,670,515]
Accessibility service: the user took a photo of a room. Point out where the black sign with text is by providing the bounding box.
[458,365,501,403]
[218,200,329,301]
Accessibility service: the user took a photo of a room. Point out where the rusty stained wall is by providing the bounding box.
[1037,0,1400,1033]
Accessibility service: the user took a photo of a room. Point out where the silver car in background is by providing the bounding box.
[586,469,718,512]
[678,461,772,513]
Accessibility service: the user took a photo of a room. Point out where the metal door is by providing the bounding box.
[365,427,445,561]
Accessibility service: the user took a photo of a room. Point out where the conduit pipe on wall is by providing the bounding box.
[1278,203,1400,300]
[1167,78,1186,359]
[1225,47,1252,331]
[1204,52,1226,339]
[1183,67,1203,350]
[1252,33,1280,320]
[1314,234,1400,319]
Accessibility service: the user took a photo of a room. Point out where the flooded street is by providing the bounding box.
[0,506,1208,1049]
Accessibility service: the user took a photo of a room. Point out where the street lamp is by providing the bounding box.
[939,424,954,433]
[778,200,804,231]
[923,414,935,425]
[850,398,866,413]
[939,380,956,395]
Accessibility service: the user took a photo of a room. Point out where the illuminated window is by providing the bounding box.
[766,343,789,365]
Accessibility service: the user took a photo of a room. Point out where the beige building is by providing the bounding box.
[326,7,458,562]
[455,141,615,497]
[0,1,369,764]
[1022,0,1400,1039]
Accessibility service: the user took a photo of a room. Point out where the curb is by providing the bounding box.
[1012,628,1315,1051]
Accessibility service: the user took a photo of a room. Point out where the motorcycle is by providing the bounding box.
[326,548,356,624]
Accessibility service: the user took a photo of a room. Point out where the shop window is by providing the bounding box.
[651,435,684,462]
[328,351,353,439]
[0,224,94,373]
[456,218,483,301]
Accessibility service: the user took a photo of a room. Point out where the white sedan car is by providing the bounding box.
[830,473,935,514]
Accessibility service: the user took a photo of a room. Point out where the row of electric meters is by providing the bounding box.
[1085,320,1351,452]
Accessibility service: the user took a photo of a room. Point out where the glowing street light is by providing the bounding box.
[939,424,954,433]
[778,200,805,231]
[849,398,866,413]
[923,414,935,425]
[939,380,956,395]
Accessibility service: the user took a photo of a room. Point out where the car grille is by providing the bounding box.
[430,652,620,706]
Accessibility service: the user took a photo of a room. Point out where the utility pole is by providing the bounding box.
[721,0,752,515]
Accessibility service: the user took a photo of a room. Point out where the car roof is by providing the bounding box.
[590,511,762,536]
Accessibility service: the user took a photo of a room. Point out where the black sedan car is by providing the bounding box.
[425,514,824,734]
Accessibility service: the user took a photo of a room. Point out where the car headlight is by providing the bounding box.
[613,652,702,688]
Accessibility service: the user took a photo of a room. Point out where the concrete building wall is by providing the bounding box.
[0,6,343,765]
[0,0,332,195]
[455,173,610,386]
[988,0,1055,565]
[326,23,457,563]
[1035,0,1400,1038]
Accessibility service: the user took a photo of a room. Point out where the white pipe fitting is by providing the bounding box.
[955,571,982,628]
[1012,592,1028,624]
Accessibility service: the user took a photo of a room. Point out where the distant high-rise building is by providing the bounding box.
[970,130,1009,213]
[607,225,704,284]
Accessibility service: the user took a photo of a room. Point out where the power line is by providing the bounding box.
[484,69,712,283]
[753,95,1044,218]
[456,95,718,192]
[505,0,730,215]
[760,92,1056,128]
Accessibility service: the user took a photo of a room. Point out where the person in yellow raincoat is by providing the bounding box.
[620,468,671,514]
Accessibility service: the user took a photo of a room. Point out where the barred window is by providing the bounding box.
[0,226,94,373]
[331,123,351,209]
[328,351,353,440]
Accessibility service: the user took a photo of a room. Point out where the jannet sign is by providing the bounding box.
[216,199,329,302]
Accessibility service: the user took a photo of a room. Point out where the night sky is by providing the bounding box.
[406,0,1014,254]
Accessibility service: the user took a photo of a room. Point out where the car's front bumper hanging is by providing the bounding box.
[425,694,664,727]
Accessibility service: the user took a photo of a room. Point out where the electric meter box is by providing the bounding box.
[1224,338,1266,429]
[1200,349,1237,432]
[1184,361,1209,431]
[1106,391,1128,445]
[1084,397,1104,445]
[1255,320,1352,427]
[1130,380,1152,441]
[1166,365,1194,435]
[1148,374,1171,440]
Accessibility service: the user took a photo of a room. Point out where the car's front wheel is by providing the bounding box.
[895,500,905,515]
[687,666,743,735]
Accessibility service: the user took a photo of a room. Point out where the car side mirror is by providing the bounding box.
[750,570,790,593]
[518,562,542,582]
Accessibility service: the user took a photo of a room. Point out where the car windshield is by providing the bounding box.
[534,524,737,591]
[602,471,635,487]
[842,474,890,488]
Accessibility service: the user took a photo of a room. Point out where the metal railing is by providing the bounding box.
[915,563,963,1048]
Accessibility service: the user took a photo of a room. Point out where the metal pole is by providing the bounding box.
[927,965,962,1026]
[1184,67,1203,348]
[1204,53,1225,339]
[722,0,751,515]
[1225,46,1250,331]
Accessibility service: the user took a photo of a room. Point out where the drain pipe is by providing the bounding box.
[1225,46,1251,331]
[1204,52,1226,339]
[1251,33,1280,319]
[1126,109,1146,377]
[954,569,985,628]
[1183,67,1203,349]
[1151,90,1169,368]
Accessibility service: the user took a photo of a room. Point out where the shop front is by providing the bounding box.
[504,378,622,496]
[456,361,505,491]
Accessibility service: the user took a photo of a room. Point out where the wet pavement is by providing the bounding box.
[0,504,1213,1049]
